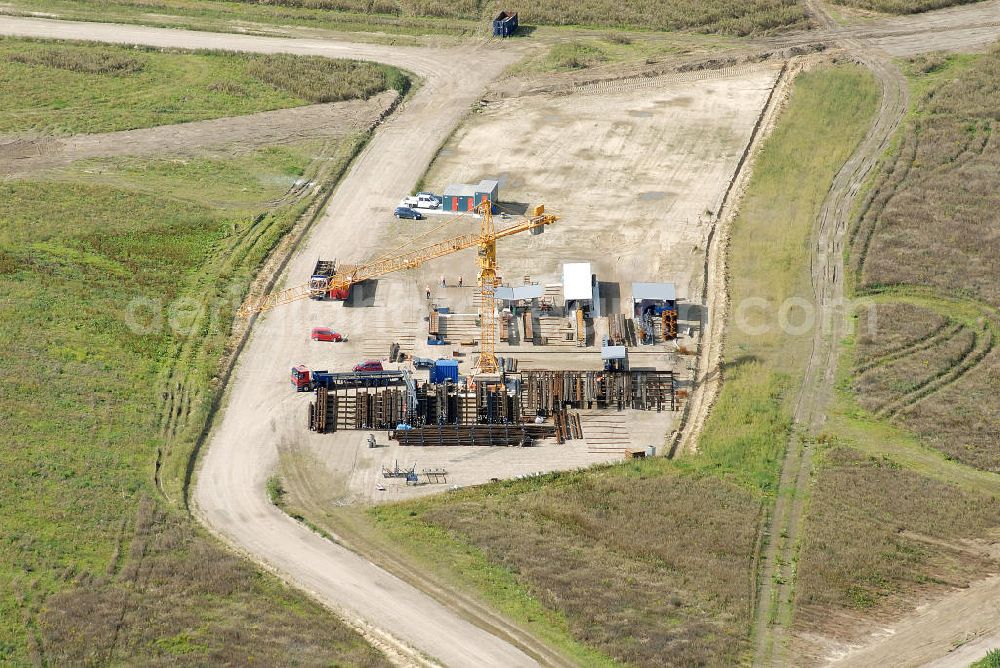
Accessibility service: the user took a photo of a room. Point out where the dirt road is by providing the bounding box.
[0,16,539,666]
[0,91,397,176]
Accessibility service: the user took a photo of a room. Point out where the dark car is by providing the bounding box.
[394,206,422,220]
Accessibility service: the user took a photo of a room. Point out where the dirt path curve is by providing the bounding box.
[0,91,398,176]
[0,16,540,667]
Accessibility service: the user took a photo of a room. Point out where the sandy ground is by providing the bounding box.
[0,91,398,175]
[418,65,781,304]
[831,570,1000,668]
[270,65,781,507]
[287,407,674,505]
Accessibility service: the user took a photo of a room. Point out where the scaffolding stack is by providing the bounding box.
[518,370,674,415]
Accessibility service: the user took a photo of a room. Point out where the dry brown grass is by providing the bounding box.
[795,446,1000,627]
[855,48,1000,310]
[831,0,987,14]
[233,0,808,34]
[853,325,975,412]
[243,53,408,103]
[8,45,145,75]
[897,346,1000,472]
[847,48,1000,472]
[380,464,761,667]
[855,302,947,363]
[38,498,389,666]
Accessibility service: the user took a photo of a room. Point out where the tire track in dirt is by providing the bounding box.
[0,92,397,176]
[876,323,992,420]
[853,319,958,373]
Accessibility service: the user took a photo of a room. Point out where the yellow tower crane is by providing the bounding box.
[238,201,557,374]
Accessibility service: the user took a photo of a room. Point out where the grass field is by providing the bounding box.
[0,137,384,664]
[830,0,987,14]
[848,47,1000,471]
[854,49,1000,310]
[796,445,999,614]
[0,37,404,134]
[270,63,883,668]
[697,62,879,491]
[0,43,398,663]
[1,0,809,36]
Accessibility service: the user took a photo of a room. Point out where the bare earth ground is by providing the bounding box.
[0,91,398,175]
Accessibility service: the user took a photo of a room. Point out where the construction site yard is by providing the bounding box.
[286,407,673,504]
[266,63,783,504]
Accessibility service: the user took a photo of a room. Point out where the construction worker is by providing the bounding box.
[440,274,446,287]
[458,276,463,287]
[425,285,431,299]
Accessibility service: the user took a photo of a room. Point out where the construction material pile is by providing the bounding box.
[391,423,555,447]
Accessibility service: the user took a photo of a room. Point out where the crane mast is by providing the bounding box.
[476,201,500,374]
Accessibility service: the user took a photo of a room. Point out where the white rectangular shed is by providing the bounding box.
[562,263,592,301]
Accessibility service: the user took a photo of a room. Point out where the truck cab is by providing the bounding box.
[401,193,440,209]
[291,365,313,391]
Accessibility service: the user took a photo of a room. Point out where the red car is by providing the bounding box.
[353,360,384,372]
[311,327,344,342]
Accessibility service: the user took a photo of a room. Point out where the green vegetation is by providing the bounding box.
[0,0,476,38]
[2,0,808,36]
[543,41,610,70]
[266,475,287,506]
[831,0,986,14]
[0,136,378,664]
[698,63,880,490]
[0,37,404,134]
[38,498,389,666]
[973,649,1000,668]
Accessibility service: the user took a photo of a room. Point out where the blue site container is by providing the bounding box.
[431,359,460,384]
[493,11,518,37]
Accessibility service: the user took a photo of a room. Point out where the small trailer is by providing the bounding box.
[493,11,518,37]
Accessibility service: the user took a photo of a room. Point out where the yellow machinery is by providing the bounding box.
[239,201,557,374]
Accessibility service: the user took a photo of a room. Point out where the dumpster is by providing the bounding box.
[493,10,518,37]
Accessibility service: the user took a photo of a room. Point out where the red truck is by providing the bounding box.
[309,259,351,301]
